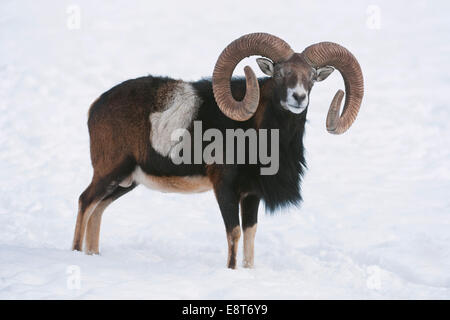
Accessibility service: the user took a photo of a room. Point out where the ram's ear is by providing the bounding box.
[256,57,274,77]
[315,66,335,81]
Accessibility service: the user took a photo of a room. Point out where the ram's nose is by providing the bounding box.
[292,93,306,105]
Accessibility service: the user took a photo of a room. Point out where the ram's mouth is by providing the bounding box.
[282,102,306,114]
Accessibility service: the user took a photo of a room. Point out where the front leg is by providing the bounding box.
[240,194,259,268]
[214,180,241,269]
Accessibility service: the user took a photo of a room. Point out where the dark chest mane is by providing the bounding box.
[254,92,307,212]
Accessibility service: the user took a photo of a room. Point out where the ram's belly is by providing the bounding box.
[124,167,212,194]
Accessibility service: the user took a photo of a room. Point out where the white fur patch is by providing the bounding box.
[280,83,309,114]
[243,223,257,268]
[119,175,133,188]
[128,167,212,193]
[150,83,201,157]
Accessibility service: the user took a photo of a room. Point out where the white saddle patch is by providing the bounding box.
[150,82,201,157]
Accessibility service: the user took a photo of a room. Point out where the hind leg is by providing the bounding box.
[83,199,110,255]
[85,183,137,254]
[72,182,100,251]
[72,175,118,252]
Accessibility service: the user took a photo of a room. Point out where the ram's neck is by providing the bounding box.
[251,79,307,212]
[254,78,307,142]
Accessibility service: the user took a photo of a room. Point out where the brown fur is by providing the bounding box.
[155,80,182,112]
[273,54,315,101]
[226,226,241,269]
[87,78,182,178]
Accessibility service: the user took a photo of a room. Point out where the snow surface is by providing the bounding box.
[1,0,450,299]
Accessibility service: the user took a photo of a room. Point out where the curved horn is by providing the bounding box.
[213,33,294,121]
[302,42,364,134]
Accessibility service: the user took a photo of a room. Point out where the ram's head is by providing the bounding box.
[212,33,364,134]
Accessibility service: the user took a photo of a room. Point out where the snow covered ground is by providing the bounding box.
[1,0,449,299]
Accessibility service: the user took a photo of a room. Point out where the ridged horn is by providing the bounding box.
[212,33,294,121]
[302,42,364,134]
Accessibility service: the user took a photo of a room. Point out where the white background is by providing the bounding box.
[0,0,449,299]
